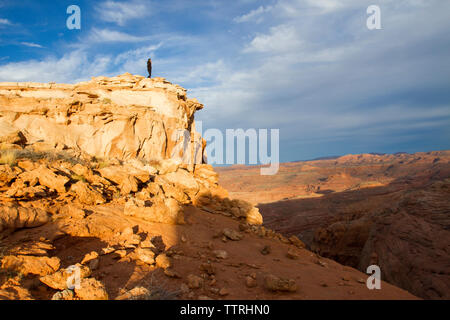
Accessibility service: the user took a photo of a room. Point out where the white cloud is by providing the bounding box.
[243,24,302,53]
[304,0,342,12]
[96,0,150,26]
[20,42,44,48]
[1,0,449,159]
[173,60,227,84]
[234,5,273,23]
[0,18,12,25]
[0,51,112,83]
[191,0,450,158]
[87,28,151,43]
[113,44,162,75]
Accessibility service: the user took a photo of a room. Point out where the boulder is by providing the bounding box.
[124,197,185,225]
[134,248,155,265]
[246,207,263,225]
[187,274,204,289]
[0,206,49,232]
[40,264,91,290]
[74,278,108,300]
[162,169,199,197]
[157,159,180,175]
[0,286,34,300]
[286,248,299,260]
[289,235,306,249]
[115,287,150,300]
[71,163,91,177]
[222,228,243,241]
[212,250,228,259]
[33,165,69,193]
[51,289,75,300]
[194,164,219,184]
[9,241,54,257]
[98,166,139,195]
[155,254,172,269]
[70,181,105,205]
[245,276,257,288]
[1,255,60,276]
[0,119,26,145]
[264,274,297,292]
[0,164,18,186]
[156,176,189,203]
[81,251,99,265]
[199,263,216,275]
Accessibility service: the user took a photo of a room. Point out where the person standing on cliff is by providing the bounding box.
[147,58,152,78]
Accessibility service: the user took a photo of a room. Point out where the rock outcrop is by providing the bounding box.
[0,73,204,165]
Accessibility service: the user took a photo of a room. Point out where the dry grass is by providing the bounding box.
[147,159,161,167]
[0,147,100,172]
[0,143,13,151]
[137,276,180,300]
[0,245,21,285]
[92,156,111,169]
[0,147,113,171]
[137,158,161,171]
[0,150,17,166]
[17,149,74,164]
[0,244,6,260]
[71,174,86,182]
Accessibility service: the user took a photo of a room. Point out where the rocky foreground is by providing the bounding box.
[217,151,450,299]
[0,75,416,300]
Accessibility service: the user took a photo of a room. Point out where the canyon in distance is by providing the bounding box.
[217,150,450,299]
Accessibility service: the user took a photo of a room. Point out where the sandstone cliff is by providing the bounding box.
[0,73,204,166]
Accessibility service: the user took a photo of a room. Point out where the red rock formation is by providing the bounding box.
[219,151,450,299]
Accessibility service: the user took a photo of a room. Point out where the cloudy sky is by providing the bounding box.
[0,0,449,162]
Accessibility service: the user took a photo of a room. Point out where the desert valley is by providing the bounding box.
[217,151,450,299]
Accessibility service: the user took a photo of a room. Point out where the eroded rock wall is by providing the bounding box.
[0,73,204,165]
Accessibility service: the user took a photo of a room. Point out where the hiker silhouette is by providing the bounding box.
[147,58,152,78]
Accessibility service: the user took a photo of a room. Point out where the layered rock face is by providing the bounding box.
[219,152,450,299]
[0,73,204,165]
[310,176,450,300]
[0,74,264,230]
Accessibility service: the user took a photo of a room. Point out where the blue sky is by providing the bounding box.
[0,0,449,162]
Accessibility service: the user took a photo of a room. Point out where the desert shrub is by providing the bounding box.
[0,244,6,259]
[0,150,17,166]
[136,276,180,300]
[0,143,12,151]
[71,174,86,182]
[138,158,161,170]
[92,156,111,169]
[0,245,22,285]
[13,149,87,166]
